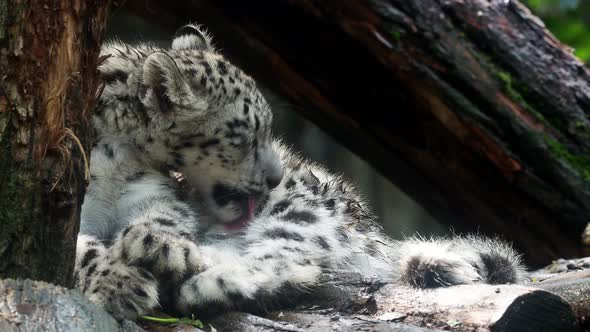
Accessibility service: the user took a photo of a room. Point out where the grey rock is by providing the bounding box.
[0,278,142,332]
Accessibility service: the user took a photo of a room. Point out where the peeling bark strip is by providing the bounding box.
[0,1,110,286]
[123,0,590,265]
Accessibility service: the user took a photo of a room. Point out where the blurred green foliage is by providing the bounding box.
[523,0,590,62]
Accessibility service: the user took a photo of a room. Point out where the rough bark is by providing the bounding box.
[121,0,590,266]
[0,0,110,286]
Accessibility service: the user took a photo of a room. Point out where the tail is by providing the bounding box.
[397,235,525,288]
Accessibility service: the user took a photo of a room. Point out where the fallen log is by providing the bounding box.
[2,268,586,332]
[140,269,588,331]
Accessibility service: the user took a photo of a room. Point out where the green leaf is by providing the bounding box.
[140,315,204,328]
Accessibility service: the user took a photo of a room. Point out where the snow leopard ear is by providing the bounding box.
[172,24,214,51]
[140,52,206,114]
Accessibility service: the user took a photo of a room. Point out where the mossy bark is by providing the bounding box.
[0,0,110,286]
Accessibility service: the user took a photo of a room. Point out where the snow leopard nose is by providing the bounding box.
[262,148,283,189]
[265,165,283,189]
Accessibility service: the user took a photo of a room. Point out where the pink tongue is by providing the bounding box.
[224,197,256,230]
[247,196,256,214]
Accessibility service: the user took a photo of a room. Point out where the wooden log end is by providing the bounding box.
[491,290,577,332]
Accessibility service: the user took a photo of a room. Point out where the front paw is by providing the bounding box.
[85,262,159,320]
[177,264,262,313]
[114,222,204,278]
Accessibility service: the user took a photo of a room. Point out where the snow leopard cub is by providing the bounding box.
[75,24,525,320]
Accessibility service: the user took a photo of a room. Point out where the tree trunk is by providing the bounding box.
[121,0,590,266]
[0,0,110,286]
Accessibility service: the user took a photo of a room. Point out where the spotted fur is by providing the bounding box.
[76,24,525,320]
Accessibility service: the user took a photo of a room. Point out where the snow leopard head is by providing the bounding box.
[96,24,283,229]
